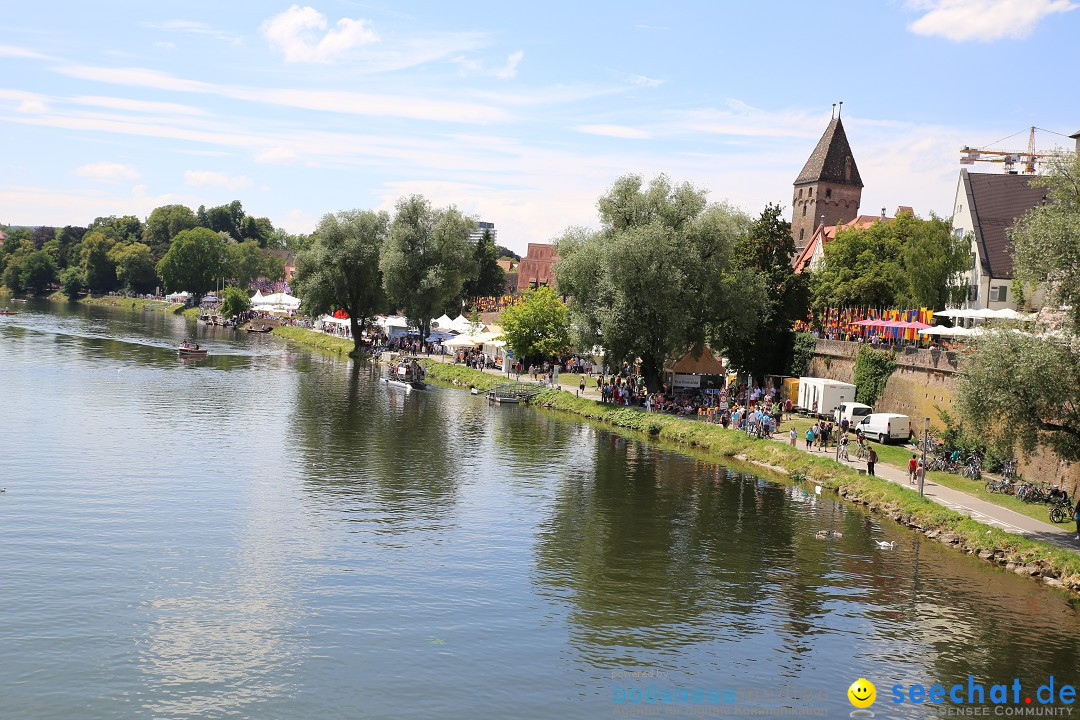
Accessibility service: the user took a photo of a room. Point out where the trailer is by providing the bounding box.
[797,377,856,418]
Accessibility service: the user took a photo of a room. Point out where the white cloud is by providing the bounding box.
[75,162,140,182]
[908,0,1078,41]
[17,99,48,113]
[627,74,663,88]
[57,63,510,124]
[494,50,524,79]
[576,124,652,140]
[261,5,379,63]
[142,19,243,45]
[255,146,298,164]
[184,170,249,190]
[154,41,176,50]
[72,95,208,116]
[0,44,51,59]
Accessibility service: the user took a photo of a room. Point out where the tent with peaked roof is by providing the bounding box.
[668,347,725,376]
[432,313,454,330]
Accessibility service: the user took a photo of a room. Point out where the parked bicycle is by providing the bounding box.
[961,453,982,481]
[985,477,1013,494]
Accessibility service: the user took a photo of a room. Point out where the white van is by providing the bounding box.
[834,402,873,427]
[855,413,911,444]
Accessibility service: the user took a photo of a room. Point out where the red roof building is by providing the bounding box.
[516,243,558,291]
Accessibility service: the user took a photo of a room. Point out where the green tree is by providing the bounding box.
[294,210,388,356]
[109,242,158,293]
[144,204,197,258]
[2,255,24,292]
[200,200,246,241]
[1011,152,1080,326]
[555,173,768,391]
[219,285,251,318]
[261,251,286,282]
[463,227,505,300]
[59,267,84,300]
[227,240,265,289]
[500,286,571,365]
[724,203,809,375]
[80,231,119,293]
[54,226,87,269]
[811,212,968,309]
[18,250,57,294]
[155,227,228,304]
[957,152,1080,461]
[380,195,474,339]
[88,215,143,245]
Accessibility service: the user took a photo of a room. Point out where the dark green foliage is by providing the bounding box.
[463,227,505,300]
[789,332,818,376]
[853,345,895,406]
[811,213,969,310]
[220,285,251,318]
[59,267,84,300]
[155,227,228,303]
[144,205,197,258]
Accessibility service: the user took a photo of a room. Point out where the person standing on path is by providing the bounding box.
[805,427,814,451]
[579,375,586,395]
[908,455,918,485]
[867,446,878,477]
[789,427,797,447]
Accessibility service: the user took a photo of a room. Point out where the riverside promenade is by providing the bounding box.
[429,356,1080,554]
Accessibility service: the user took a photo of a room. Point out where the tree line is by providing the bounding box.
[292,195,506,355]
[0,200,294,299]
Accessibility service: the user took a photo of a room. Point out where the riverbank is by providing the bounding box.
[47,292,186,313]
[271,325,356,355]
[424,361,1080,597]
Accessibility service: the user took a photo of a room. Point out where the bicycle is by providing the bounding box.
[985,478,1012,494]
[854,442,868,461]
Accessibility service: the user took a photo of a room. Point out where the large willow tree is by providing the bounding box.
[554,174,767,391]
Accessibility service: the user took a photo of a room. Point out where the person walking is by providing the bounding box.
[908,455,918,485]
[805,427,814,451]
[1074,498,1080,541]
[867,446,878,477]
[579,375,586,395]
[789,427,798,447]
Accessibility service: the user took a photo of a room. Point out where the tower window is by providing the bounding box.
[808,187,813,197]
[798,188,803,199]
[802,204,807,217]
[799,228,805,242]
[825,188,832,199]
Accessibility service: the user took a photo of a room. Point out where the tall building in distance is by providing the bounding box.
[469,221,496,244]
[790,111,863,254]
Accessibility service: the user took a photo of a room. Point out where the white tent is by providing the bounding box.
[449,314,474,334]
[166,291,190,303]
[251,289,266,304]
[444,334,480,348]
[258,292,301,309]
[432,314,454,330]
[934,307,1035,321]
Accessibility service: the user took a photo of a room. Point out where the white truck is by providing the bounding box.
[797,377,856,418]
[834,402,873,427]
[855,413,912,444]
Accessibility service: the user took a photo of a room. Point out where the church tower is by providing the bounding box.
[790,112,863,254]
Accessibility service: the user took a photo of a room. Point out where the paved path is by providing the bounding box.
[791,442,1079,552]
[424,356,1079,552]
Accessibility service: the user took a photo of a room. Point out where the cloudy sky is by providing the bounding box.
[1,0,1077,253]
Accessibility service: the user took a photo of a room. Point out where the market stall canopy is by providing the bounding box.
[443,334,480,348]
[251,290,265,304]
[427,330,454,342]
[258,292,301,308]
[432,314,454,330]
[448,314,475,334]
[377,315,410,329]
[933,308,1035,321]
[667,347,724,375]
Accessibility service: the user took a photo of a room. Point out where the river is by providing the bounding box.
[1,300,1077,719]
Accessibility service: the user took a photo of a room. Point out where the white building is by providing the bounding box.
[948,170,1048,311]
[468,221,496,245]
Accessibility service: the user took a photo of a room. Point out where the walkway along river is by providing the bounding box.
[1,299,1079,719]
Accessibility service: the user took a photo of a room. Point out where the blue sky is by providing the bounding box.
[2,0,1078,253]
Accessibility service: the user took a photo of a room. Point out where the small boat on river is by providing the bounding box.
[245,323,273,333]
[178,340,208,357]
[0,310,19,316]
[381,356,428,390]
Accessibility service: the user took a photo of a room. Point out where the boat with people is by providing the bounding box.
[177,339,208,357]
[245,323,273,333]
[0,309,18,316]
[381,356,428,390]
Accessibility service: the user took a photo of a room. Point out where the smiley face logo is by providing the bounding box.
[848,678,876,708]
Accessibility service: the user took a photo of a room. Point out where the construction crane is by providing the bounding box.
[960,126,1056,174]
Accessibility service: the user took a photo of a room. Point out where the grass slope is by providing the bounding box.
[271,325,356,355]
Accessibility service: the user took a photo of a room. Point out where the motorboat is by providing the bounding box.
[382,356,427,390]
[177,340,208,357]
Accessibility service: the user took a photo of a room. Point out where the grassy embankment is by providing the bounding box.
[47,292,187,313]
[271,325,357,355]
[425,361,1080,595]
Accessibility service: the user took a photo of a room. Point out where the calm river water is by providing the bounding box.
[1,300,1078,719]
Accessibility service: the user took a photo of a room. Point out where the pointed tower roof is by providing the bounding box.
[795,117,863,187]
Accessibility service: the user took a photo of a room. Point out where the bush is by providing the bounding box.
[853,345,894,406]
[789,332,817,376]
[59,267,84,300]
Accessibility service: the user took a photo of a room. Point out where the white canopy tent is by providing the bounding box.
[934,308,1034,321]
[444,334,481,348]
[432,313,454,330]
[448,314,475,334]
[251,289,266,304]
